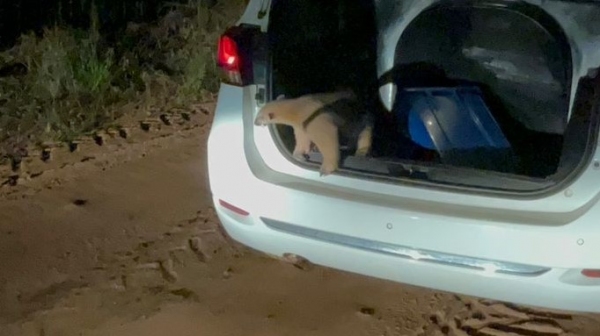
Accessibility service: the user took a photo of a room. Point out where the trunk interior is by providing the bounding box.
[266,0,599,192]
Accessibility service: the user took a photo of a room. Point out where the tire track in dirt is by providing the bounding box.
[0,204,243,329]
[0,102,218,328]
[413,294,594,336]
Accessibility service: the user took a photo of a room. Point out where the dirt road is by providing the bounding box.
[0,103,598,336]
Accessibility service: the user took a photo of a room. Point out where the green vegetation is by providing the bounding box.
[0,0,245,159]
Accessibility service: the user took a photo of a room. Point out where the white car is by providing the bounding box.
[207,0,600,313]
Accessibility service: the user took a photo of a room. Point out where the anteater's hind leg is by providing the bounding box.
[306,116,340,176]
[355,125,373,157]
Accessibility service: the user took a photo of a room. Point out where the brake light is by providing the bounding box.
[217,35,240,70]
[581,269,600,278]
[217,34,242,85]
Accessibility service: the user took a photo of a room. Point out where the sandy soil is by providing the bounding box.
[0,103,599,336]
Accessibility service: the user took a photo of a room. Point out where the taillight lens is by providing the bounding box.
[217,35,240,71]
[217,34,242,85]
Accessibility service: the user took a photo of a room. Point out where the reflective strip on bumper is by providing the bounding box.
[261,217,551,277]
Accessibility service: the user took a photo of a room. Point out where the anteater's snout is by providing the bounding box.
[254,109,275,126]
[254,114,267,126]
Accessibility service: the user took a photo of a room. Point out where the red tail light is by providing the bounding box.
[217,35,240,71]
[217,34,242,85]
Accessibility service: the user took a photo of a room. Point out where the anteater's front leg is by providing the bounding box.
[306,117,340,176]
[292,127,312,161]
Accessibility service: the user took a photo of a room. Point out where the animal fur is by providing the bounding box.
[254,90,374,176]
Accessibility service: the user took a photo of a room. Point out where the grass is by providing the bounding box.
[0,0,246,160]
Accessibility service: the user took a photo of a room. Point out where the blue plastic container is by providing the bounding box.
[397,87,511,151]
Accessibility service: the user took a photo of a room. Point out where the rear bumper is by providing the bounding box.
[207,84,600,314]
[215,204,600,313]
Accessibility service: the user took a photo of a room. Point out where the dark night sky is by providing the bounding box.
[0,0,168,49]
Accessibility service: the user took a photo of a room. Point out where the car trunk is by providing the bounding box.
[265,0,600,193]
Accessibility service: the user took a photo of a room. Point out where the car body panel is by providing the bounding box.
[208,84,600,313]
[215,204,600,313]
